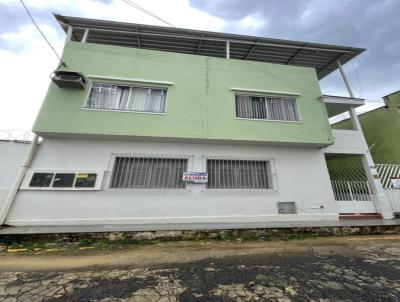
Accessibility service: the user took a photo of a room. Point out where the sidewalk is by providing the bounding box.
[1,219,400,234]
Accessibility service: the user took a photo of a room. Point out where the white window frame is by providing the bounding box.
[232,88,302,123]
[203,155,278,191]
[106,153,193,191]
[21,170,104,191]
[82,77,173,115]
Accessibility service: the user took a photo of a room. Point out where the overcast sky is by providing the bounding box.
[1,0,399,139]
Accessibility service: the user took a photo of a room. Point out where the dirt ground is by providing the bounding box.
[1,235,400,301]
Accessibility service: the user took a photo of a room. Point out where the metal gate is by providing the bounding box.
[331,180,376,213]
[377,164,400,214]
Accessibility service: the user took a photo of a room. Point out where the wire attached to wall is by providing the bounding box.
[239,60,319,97]
[120,0,176,28]
[19,0,66,68]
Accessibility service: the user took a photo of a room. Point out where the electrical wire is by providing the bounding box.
[351,61,363,98]
[19,0,66,67]
[240,60,386,105]
[120,0,176,28]
[239,60,319,96]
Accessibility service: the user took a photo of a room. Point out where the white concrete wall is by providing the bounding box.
[324,129,368,155]
[386,189,400,213]
[6,138,339,226]
[0,141,30,208]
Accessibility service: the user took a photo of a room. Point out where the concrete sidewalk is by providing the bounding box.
[1,219,400,234]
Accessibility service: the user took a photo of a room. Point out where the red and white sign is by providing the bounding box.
[182,172,208,183]
[391,177,400,189]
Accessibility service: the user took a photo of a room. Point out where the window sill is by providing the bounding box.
[107,188,189,191]
[21,187,100,191]
[82,107,167,115]
[203,188,276,192]
[235,117,303,124]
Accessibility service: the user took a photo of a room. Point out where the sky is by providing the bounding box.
[0,0,399,139]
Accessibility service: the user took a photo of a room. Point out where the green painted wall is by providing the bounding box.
[333,92,400,164]
[33,41,333,146]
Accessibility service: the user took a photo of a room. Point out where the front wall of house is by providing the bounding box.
[33,42,333,146]
[7,138,338,225]
[0,141,31,207]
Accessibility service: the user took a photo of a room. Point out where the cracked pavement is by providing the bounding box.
[1,235,400,301]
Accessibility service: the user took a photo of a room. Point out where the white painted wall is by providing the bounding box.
[0,141,30,208]
[6,138,339,226]
[324,129,368,154]
[386,189,400,213]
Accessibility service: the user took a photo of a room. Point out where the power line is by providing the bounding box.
[351,61,363,98]
[19,0,66,67]
[240,60,319,96]
[120,0,176,28]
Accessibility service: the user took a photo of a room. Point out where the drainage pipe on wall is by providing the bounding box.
[0,134,40,225]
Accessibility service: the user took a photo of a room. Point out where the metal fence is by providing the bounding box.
[331,180,373,201]
[376,164,400,213]
[376,164,400,188]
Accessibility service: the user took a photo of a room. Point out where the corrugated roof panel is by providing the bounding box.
[55,14,365,79]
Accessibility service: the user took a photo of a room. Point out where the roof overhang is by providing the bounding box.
[54,14,365,80]
[322,95,365,117]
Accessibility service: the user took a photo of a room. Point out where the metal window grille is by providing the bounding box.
[86,83,167,113]
[110,157,187,189]
[235,95,300,121]
[207,159,270,189]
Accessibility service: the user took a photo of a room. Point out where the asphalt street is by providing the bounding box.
[1,235,400,301]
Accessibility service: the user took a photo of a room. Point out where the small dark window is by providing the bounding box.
[75,173,97,188]
[52,173,75,188]
[29,173,54,187]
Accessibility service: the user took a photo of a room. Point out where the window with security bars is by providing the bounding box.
[235,95,300,121]
[207,159,270,189]
[85,83,167,113]
[110,157,187,189]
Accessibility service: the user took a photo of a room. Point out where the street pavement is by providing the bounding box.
[1,235,400,301]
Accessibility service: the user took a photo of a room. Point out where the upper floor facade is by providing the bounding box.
[32,15,366,148]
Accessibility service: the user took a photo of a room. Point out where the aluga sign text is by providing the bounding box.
[182,172,208,183]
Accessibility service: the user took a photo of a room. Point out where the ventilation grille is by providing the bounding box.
[277,202,297,214]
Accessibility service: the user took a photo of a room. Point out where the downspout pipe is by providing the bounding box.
[0,134,40,225]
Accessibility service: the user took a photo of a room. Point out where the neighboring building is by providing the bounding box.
[0,15,394,227]
[331,91,400,215]
[333,90,400,164]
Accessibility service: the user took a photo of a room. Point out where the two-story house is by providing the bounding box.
[0,15,394,227]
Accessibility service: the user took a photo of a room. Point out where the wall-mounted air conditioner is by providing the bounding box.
[51,71,87,89]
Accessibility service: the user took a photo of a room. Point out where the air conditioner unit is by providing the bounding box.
[51,71,87,89]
